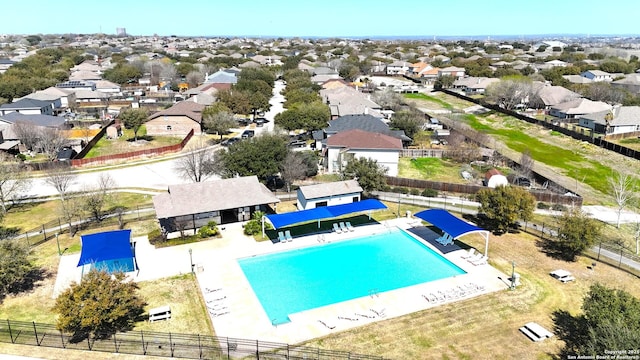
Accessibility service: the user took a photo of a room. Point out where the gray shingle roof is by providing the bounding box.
[153,176,280,219]
[0,112,67,128]
[325,114,411,141]
[298,180,362,200]
[581,106,640,126]
[0,98,53,110]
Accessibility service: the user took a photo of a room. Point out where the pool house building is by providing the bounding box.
[296,179,363,210]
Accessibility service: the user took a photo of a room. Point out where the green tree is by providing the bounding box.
[0,240,40,299]
[119,108,149,141]
[274,101,330,131]
[434,74,456,89]
[553,209,603,261]
[389,110,422,139]
[202,107,236,140]
[215,133,288,180]
[283,88,320,107]
[53,270,146,342]
[476,185,535,234]
[341,157,387,193]
[102,63,142,84]
[217,89,252,115]
[554,284,640,358]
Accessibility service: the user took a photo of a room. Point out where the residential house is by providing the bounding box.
[438,66,466,79]
[94,80,121,94]
[452,77,500,95]
[580,70,614,82]
[323,114,411,144]
[321,78,350,90]
[530,84,581,110]
[69,70,102,81]
[145,101,205,136]
[296,180,363,210]
[325,129,403,176]
[562,74,593,84]
[0,98,54,116]
[311,73,342,85]
[386,61,411,75]
[74,90,109,104]
[611,73,640,94]
[56,80,97,91]
[549,98,612,119]
[320,87,383,119]
[579,106,640,136]
[0,58,16,74]
[19,87,76,110]
[203,69,237,89]
[153,176,280,231]
[544,59,569,68]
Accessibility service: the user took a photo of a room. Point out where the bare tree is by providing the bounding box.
[485,78,534,110]
[0,162,31,213]
[45,166,77,202]
[11,121,40,151]
[280,152,306,192]
[38,127,70,160]
[83,173,116,222]
[609,171,636,228]
[372,88,403,110]
[519,149,535,180]
[175,137,216,182]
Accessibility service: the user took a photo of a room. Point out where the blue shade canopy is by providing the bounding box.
[414,209,485,239]
[78,229,133,267]
[265,199,387,229]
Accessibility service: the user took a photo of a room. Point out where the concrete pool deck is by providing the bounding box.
[197,217,510,344]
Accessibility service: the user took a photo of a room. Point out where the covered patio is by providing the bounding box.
[414,209,490,256]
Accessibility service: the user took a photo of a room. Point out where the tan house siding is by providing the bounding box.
[145,115,202,136]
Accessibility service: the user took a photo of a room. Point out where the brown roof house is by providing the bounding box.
[296,179,363,210]
[325,129,403,176]
[484,169,509,188]
[153,176,280,232]
[146,101,206,136]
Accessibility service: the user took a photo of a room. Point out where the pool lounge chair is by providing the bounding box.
[461,248,477,259]
[345,222,355,232]
[332,223,342,234]
[471,255,488,266]
[277,231,286,243]
[339,222,348,232]
[466,253,484,264]
[284,230,293,242]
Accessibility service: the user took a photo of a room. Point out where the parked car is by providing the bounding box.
[254,118,266,127]
[288,140,306,148]
[241,130,255,139]
[550,269,575,283]
[222,137,241,146]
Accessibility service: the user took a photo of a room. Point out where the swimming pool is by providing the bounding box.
[238,229,466,324]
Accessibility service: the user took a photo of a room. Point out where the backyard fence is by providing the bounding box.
[0,319,386,360]
[439,89,640,161]
[70,129,194,167]
[384,176,582,206]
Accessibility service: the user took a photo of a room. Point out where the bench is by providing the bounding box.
[519,322,553,342]
[149,305,171,322]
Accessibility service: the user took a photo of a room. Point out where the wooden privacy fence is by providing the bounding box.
[71,129,194,167]
[385,176,582,206]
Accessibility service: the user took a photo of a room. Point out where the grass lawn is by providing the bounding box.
[459,112,624,196]
[3,192,155,233]
[302,229,640,359]
[403,93,453,110]
[83,126,183,158]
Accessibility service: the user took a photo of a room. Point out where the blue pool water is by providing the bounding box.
[238,229,466,324]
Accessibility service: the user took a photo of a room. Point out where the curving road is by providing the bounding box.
[24,80,287,198]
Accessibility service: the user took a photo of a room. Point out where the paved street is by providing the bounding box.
[24,80,288,199]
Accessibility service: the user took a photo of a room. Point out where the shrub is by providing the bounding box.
[422,188,438,197]
[147,228,165,245]
[552,203,567,212]
[537,202,550,209]
[243,220,261,235]
[198,221,219,238]
[409,188,421,196]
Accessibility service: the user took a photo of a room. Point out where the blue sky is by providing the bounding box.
[1,0,638,38]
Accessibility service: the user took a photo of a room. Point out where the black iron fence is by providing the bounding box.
[13,206,156,249]
[0,319,386,360]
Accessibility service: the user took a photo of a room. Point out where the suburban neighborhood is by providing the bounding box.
[1,17,640,360]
